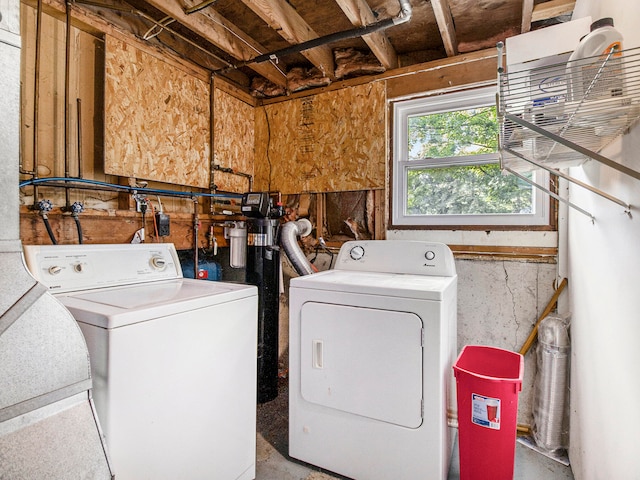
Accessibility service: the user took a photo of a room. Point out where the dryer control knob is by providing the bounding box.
[425,250,436,261]
[150,256,167,270]
[73,263,84,273]
[48,265,62,275]
[350,245,365,260]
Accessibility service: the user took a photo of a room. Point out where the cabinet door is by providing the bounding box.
[300,302,423,428]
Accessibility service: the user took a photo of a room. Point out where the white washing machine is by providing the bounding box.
[23,243,258,480]
[289,240,457,480]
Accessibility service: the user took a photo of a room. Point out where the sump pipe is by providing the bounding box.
[219,0,412,72]
[281,219,314,276]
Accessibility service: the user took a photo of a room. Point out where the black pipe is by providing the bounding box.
[218,0,412,73]
[247,19,394,67]
[65,0,72,211]
[77,98,83,178]
[32,0,44,207]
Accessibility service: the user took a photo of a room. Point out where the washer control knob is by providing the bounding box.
[150,256,166,270]
[48,265,62,275]
[350,245,365,261]
[425,250,436,261]
[73,263,84,273]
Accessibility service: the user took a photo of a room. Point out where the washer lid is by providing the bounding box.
[56,279,257,329]
[290,270,456,301]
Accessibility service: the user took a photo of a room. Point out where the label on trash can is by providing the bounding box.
[471,393,501,430]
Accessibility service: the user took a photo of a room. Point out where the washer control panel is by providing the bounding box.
[336,240,456,277]
[23,243,182,293]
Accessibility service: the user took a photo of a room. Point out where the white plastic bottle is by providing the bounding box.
[567,17,624,102]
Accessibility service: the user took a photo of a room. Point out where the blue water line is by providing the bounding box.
[19,176,243,199]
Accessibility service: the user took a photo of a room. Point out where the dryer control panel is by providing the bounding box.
[335,240,456,277]
[23,243,182,293]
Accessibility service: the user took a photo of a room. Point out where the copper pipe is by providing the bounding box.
[209,74,216,213]
[64,1,72,210]
[32,0,44,206]
[76,98,83,178]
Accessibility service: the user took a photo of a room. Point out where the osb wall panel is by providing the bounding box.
[104,36,210,188]
[254,82,386,194]
[212,86,254,193]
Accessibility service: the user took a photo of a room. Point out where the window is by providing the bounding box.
[392,87,550,227]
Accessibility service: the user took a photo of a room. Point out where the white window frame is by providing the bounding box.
[391,86,550,227]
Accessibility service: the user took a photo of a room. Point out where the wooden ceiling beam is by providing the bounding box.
[430,0,458,57]
[142,0,287,85]
[333,0,399,70]
[532,0,576,23]
[521,0,534,33]
[240,0,335,78]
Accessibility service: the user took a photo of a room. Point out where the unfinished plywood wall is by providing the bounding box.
[254,81,386,193]
[20,4,102,181]
[104,36,210,188]
[212,83,254,193]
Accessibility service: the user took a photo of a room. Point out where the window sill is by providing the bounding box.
[386,228,558,250]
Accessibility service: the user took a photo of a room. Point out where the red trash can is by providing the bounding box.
[453,345,524,480]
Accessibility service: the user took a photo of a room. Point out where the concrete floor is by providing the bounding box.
[256,380,574,480]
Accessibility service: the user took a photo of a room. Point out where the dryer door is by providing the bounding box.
[300,302,423,428]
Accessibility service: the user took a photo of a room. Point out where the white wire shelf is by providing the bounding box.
[498,46,640,176]
[496,45,640,220]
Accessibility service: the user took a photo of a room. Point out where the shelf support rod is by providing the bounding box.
[502,166,595,222]
[504,112,640,181]
[504,147,631,211]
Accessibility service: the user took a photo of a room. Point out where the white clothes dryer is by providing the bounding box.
[289,240,457,480]
[24,243,258,480]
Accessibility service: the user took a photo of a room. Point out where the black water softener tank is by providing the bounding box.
[241,192,284,403]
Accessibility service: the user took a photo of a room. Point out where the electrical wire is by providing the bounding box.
[261,102,273,192]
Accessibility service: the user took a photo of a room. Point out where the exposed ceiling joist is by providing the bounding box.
[239,0,335,78]
[430,0,458,56]
[521,0,534,33]
[532,0,576,22]
[144,0,287,85]
[334,0,399,70]
[62,0,576,98]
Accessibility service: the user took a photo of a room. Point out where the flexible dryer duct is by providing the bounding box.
[281,219,314,276]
